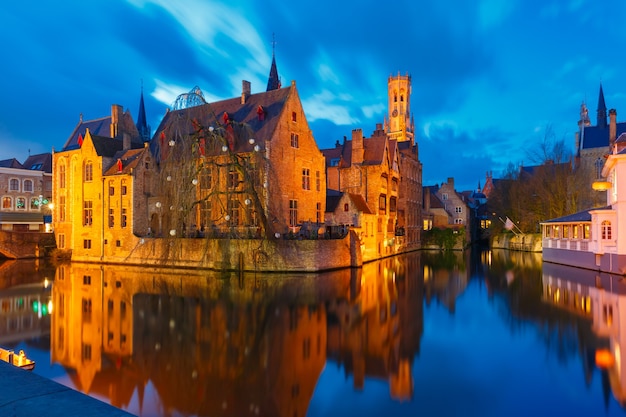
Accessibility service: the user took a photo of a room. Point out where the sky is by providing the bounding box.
[2,0,626,192]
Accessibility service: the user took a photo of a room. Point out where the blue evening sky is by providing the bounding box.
[1,0,625,191]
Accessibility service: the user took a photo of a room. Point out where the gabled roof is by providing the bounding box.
[580,122,626,150]
[325,189,373,214]
[320,130,391,168]
[104,148,147,175]
[22,153,52,173]
[0,158,23,169]
[63,109,143,151]
[325,189,343,212]
[151,85,293,159]
[542,207,606,223]
[347,193,374,214]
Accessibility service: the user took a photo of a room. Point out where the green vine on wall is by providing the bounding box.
[422,227,465,250]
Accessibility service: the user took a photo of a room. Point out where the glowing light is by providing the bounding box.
[275,232,280,238]
[168,140,175,147]
[249,138,256,144]
[221,145,228,152]
[254,145,260,152]
[596,349,615,368]
[155,202,162,208]
[592,181,611,191]
[167,175,172,181]
[209,126,214,132]
[192,178,198,185]
[225,215,231,221]
[169,229,176,236]
[244,198,251,205]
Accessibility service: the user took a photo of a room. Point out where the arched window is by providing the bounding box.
[23,179,33,192]
[9,178,19,191]
[2,196,12,209]
[602,220,612,240]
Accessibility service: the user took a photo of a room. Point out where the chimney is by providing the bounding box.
[123,132,131,150]
[351,129,364,165]
[610,109,617,151]
[241,80,251,104]
[110,104,123,138]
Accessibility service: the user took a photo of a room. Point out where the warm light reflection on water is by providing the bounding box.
[1,249,626,417]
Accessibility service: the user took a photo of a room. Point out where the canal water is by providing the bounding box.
[0,249,624,417]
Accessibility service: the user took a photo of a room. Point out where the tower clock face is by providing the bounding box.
[392,109,398,117]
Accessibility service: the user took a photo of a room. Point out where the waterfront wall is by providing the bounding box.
[491,233,542,252]
[0,231,56,259]
[69,230,364,272]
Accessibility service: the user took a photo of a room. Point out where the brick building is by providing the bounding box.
[0,153,53,232]
[321,73,422,258]
[149,76,327,239]
[52,101,150,258]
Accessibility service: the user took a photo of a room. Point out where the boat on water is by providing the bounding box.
[0,347,35,371]
[541,132,626,274]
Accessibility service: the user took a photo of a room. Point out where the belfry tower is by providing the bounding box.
[386,72,414,143]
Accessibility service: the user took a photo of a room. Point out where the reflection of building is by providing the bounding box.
[0,282,52,345]
[541,262,626,407]
[422,251,469,313]
[49,256,424,415]
[50,263,343,415]
[326,253,424,400]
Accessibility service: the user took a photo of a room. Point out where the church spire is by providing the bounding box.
[597,83,607,128]
[266,33,281,91]
[136,81,150,142]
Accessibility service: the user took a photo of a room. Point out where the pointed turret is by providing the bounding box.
[266,35,281,91]
[136,84,150,142]
[597,83,607,128]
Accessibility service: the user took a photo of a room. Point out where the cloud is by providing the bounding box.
[303,90,359,125]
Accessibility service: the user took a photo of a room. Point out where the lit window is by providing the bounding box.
[602,221,611,239]
[2,197,12,209]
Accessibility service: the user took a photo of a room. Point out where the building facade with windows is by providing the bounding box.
[542,132,626,274]
[321,73,422,258]
[52,102,150,259]
[0,154,53,232]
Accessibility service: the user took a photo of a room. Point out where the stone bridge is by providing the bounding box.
[0,231,56,259]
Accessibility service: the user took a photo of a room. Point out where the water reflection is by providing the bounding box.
[3,251,626,416]
[49,253,423,416]
[0,259,53,348]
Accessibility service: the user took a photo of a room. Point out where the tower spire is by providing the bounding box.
[597,83,607,128]
[136,80,150,142]
[266,33,281,91]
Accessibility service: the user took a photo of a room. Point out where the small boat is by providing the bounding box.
[0,347,35,371]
